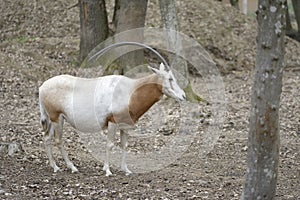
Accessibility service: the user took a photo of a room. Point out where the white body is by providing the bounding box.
[39,63,186,176]
[40,75,137,132]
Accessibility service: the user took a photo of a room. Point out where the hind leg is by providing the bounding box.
[44,123,60,172]
[54,115,78,173]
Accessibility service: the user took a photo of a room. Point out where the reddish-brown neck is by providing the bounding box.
[106,74,163,126]
[128,74,162,123]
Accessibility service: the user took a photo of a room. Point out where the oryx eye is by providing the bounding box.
[168,77,174,89]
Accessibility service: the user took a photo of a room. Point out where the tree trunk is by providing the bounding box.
[292,0,300,38]
[285,2,300,41]
[241,0,286,199]
[242,0,247,14]
[79,0,108,63]
[112,0,120,31]
[159,0,185,77]
[114,0,148,74]
[286,5,294,34]
[230,0,239,10]
[159,0,201,102]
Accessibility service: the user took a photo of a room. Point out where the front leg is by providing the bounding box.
[103,122,117,176]
[120,130,132,175]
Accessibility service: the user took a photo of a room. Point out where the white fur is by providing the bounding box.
[39,63,186,176]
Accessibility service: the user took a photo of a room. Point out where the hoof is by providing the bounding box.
[53,166,61,173]
[126,172,135,176]
[121,165,132,176]
[105,171,113,177]
[71,167,79,173]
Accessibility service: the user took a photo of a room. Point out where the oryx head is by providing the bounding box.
[149,63,186,102]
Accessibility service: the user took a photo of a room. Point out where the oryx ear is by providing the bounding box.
[159,63,165,72]
[148,66,161,74]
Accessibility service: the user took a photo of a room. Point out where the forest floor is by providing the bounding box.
[0,0,299,199]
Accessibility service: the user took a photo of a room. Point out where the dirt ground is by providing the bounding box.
[0,0,299,199]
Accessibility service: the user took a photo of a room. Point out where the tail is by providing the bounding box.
[39,88,50,133]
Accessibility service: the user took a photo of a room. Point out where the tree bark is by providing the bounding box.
[241,0,286,199]
[292,0,300,37]
[79,0,108,63]
[159,0,185,77]
[159,0,201,102]
[114,0,148,74]
[112,0,120,31]
[242,0,247,14]
[230,0,239,10]
[286,5,294,34]
[285,2,300,41]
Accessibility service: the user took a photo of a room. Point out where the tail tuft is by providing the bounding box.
[39,88,50,133]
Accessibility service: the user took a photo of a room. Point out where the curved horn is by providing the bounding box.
[88,41,170,71]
